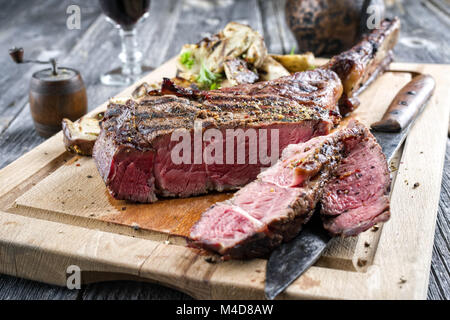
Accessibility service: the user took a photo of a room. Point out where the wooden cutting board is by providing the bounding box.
[0,58,448,299]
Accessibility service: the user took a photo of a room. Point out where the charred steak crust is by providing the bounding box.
[189,123,368,259]
[93,69,343,202]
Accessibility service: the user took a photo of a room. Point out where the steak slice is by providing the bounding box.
[190,123,367,259]
[93,69,342,203]
[320,123,391,236]
[190,121,391,258]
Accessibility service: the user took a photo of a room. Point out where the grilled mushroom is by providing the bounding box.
[62,113,103,156]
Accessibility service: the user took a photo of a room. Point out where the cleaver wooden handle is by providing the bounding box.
[371,74,435,132]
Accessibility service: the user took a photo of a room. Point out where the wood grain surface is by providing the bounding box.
[0,0,449,300]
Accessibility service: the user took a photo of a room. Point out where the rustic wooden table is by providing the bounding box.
[0,0,448,300]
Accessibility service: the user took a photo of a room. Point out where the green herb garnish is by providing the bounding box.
[290,45,296,55]
[196,62,222,90]
[180,51,195,69]
[209,82,220,90]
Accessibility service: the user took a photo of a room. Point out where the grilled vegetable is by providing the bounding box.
[62,113,103,156]
[174,21,314,89]
[258,56,290,81]
[270,53,315,73]
[176,22,268,88]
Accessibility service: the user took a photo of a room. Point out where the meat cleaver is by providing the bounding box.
[265,74,436,300]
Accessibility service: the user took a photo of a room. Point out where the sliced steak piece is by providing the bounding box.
[321,123,391,236]
[190,121,391,258]
[93,69,342,203]
[324,17,400,115]
[190,123,367,259]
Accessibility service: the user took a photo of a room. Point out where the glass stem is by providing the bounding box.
[119,27,142,77]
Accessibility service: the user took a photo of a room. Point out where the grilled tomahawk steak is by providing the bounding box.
[93,18,399,203]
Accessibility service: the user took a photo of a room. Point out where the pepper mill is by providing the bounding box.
[9,47,87,138]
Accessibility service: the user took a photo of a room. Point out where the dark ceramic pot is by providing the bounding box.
[285,0,385,56]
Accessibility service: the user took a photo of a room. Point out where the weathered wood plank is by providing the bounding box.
[0,104,46,170]
[385,0,450,63]
[427,140,450,300]
[81,281,191,300]
[0,274,80,300]
[273,0,299,54]
[163,0,264,62]
[258,0,286,54]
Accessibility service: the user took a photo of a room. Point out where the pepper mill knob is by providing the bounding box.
[9,47,24,63]
[8,46,58,75]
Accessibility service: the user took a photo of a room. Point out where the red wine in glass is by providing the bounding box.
[99,0,152,86]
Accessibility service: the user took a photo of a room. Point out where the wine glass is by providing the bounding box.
[98,0,152,86]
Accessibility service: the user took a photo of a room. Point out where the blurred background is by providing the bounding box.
[0,0,449,300]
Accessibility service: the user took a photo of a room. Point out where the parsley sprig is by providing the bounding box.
[180,51,195,69]
[289,45,296,55]
[196,62,222,90]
